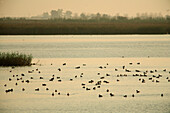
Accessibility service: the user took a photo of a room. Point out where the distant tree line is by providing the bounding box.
[0,9,170,35]
[0,9,170,23]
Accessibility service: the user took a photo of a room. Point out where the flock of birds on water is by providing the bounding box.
[3,61,170,98]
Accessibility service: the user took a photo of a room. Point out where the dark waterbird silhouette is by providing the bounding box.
[49,77,54,81]
[110,93,114,97]
[99,94,103,98]
[5,88,13,93]
[35,88,39,91]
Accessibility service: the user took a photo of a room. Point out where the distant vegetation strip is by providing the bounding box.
[0,52,32,66]
[0,19,170,35]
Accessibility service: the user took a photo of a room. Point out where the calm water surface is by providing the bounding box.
[0,35,170,58]
[0,35,170,113]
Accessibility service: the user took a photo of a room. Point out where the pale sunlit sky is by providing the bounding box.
[0,0,169,17]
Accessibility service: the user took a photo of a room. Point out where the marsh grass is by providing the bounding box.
[0,20,170,35]
[0,52,33,66]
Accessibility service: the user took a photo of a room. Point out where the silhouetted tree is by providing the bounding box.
[42,12,50,19]
[50,9,63,19]
[64,10,72,19]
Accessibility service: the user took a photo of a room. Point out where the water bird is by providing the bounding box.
[136,90,140,93]
[58,68,61,71]
[153,75,156,77]
[97,73,100,75]
[58,92,60,95]
[125,69,131,72]
[156,80,159,83]
[15,83,18,85]
[81,83,86,86]
[46,88,49,91]
[99,94,103,98]
[117,79,120,82]
[35,88,39,91]
[30,77,33,79]
[123,66,125,69]
[142,79,145,83]
[106,73,110,76]
[52,93,54,96]
[22,88,25,91]
[137,62,140,65]
[5,89,13,93]
[38,71,41,73]
[55,90,57,92]
[83,64,86,66]
[135,70,140,72]
[103,80,109,83]
[56,77,60,79]
[149,77,152,80]
[58,79,62,82]
[129,63,133,65]
[21,73,25,76]
[161,94,163,97]
[97,86,101,88]
[70,79,73,81]
[42,84,46,86]
[86,88,91,91]
[13,75,15,77]
[124,95,127,97]
[67,93,70,96]
[163,69,166,72]
[63,63,66,66]
[4,84,7,87]
[115,68,118,71]
[99,66,103,69]
[9,78,12,81]
[106,89,109,92]
[49,78,54,81]
[150,71,154,73]
[25,80,30,83]
[75,66,80,69]
[28,71,32,73]
[89,80,94,83]
[95,81,101,85]
[93,87,96,90]
[100,77,105,79]
[110,93,114,97]
[40,77,43,79]
[132,94,135,97]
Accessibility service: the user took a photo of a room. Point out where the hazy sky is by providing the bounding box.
[0,0,169,17]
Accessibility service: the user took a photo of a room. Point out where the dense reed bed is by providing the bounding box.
[0,52,32,66]
[0,19,170,35]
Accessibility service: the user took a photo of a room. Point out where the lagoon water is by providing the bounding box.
[0,35,170,113]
